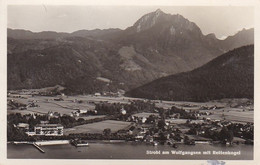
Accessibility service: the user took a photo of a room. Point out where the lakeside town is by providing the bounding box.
[7,88,254,153]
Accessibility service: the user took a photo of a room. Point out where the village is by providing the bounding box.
[7,90,254,150]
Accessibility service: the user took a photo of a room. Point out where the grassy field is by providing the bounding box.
[165,119,187,124]
[132,112,159,118]
[200,108,253,123]
[63,120,132,135]
[7,93,253,123]
[7,95,96,115]
[75,115,106,120]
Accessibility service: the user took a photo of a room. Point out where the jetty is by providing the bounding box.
[35,140,69,146]
[32,142,45,153]
[11,140,70,154]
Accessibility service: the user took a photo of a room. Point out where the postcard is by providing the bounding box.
[0,0,259,165]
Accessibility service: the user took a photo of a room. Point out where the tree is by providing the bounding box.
[77,118,85,123]
[158,108,166,119]
[49,117,60,124]
[158,120,166,130]
[158,132,167,143]
[173,133,181,142]
[187,127,198,135]
[103,128,111,136]
[219,126,233,143]
[184,136,190,144]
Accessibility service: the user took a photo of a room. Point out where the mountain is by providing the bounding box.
[7,9,254,94]
[126,45,254,101]
[71,28,121,39]
[8,37,122,92]
[111,9,253,74]
[7,29,70,40]
[112,9,223,73]
[7,28,122,40]
[221,28,254,50]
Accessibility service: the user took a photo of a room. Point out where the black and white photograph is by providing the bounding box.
[1,1,258,164]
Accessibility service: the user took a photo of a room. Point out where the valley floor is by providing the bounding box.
[7,93,253,124]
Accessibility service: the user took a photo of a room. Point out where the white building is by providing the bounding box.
[120,108,127,115]
[94,93,101,96]
[34,124,63,136]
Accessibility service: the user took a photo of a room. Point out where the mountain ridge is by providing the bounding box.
[126,45,254,101]
[7,9,254,95]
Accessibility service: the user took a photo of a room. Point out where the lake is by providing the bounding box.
[7,142,253,159]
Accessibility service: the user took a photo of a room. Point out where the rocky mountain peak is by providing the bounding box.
[155,8,163,15]
[132,9,201,36]
[133,9,168,32]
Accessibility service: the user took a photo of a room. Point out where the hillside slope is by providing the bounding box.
[126,45,254,101]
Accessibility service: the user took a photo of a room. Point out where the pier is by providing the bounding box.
[32,142,45,153]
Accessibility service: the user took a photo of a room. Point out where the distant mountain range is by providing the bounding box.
[7,28,122,40]
[7,9,254,96]
[126,45,254,101]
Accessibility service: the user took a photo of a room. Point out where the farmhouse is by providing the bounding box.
[17,123,29,131]
[94,93,101,96]
[48,111,60,118]
[120,108,127,115]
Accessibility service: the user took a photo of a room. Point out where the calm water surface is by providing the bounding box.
[7,142,253,160]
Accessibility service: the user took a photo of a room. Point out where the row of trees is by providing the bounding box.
[95,100,156,115]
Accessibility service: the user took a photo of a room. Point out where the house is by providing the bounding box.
[48,111,60,119]
[144,135,153,143]
[139,127,147,134]
[120,108,127,115]
[128,130,133,135]
[78,109,88,114]
[135,134,144,140]
[71,111,80,117]
[94,93,101,96]
[48,111,54,117]
[17,123,29,131]
[142,117,147,123]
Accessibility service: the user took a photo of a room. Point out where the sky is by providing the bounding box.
[8,6,254,39]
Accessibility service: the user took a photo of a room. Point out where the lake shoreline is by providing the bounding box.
[7,142,253,160]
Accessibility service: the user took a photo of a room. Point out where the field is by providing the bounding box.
[7,94,154,116]
[7,95,97,115]
[63,120,132,135]
[7,92,253,123]
[165,119,187,124]
[200,108,253,123]
[132,112,159,118]
[75,115,106,120]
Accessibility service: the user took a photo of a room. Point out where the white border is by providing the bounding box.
[1,0,260,165]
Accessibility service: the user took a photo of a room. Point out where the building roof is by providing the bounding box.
[17,123,29,128]
[35,123,63,127]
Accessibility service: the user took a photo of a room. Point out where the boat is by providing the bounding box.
[71,139,89,147]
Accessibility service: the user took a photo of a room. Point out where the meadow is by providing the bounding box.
[7,93,253,124]
[63,120,132,135]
